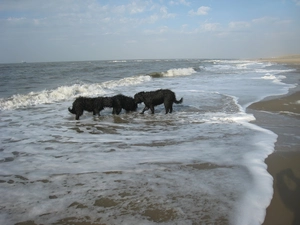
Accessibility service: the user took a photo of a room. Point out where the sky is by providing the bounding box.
[0,0,300,63]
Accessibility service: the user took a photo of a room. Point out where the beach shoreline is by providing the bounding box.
[247,55,300,225]
[256,55,300,65]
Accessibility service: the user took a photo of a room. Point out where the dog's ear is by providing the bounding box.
[134,92,144,103]
[139,92,145,101]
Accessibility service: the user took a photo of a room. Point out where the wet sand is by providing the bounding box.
[248,55,300,225]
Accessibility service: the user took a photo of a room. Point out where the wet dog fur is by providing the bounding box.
[68,97,104,120]
[134,89,183,114]
[68,95,137,120]
[111,94,137,115]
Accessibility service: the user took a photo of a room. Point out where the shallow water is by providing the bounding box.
[0,59,297,224]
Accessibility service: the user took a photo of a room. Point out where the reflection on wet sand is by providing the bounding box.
[277,169,300,225]
[7,161,235,225]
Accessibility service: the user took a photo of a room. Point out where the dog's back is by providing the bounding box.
[69,97,95,113]
[102,97,114,108]
[68,97,103,120]
[145,90,165,105]
[138,89,176,104]
[111,94,137,114]
[117,94,137,111]
[134,89,182,114]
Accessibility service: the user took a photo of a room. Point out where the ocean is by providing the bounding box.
[0,59,297,225]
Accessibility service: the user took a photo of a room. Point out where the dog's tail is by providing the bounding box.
[68,107,75,114]
[174,97,183,104]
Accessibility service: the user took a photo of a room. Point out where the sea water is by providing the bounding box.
[0,59,297,225]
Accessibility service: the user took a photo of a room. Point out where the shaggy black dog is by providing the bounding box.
[68,95,137,120]
[68,97,104,120]
[111,94,137,115]
[134,89,183,114]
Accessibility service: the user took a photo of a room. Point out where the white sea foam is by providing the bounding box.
[261,74,287,84]
[110,60,127,63]
[102,75,151,89]
[0,75,152,110]
[162,67,197,77]
[234,123,276,225]
[256,68,295,74]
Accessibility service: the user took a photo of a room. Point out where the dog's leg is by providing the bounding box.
[76,110,83,120]
[141,106,149,114]
[164,102,169,114]
[164,101,173,114]
[150,105,155,114]
[169,103,173,113]
[116,107,122,115]
[94,109,100,117]
[165,106,169,114]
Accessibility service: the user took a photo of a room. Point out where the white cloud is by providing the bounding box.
[252,17,277,24]
[128,1,146,14]
[6,17,26,23]
[112,5,126,14]
[189,6,210,16]
[169,0,190,6]
[146,26,170,34]
[252,17,292,26]
[229,21,250,30]
[148,14,159,23]
[160,6,176,18]
[293,0,300,6]
[202,22,220,31]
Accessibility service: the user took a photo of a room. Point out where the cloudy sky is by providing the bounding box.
[1,0,300,63]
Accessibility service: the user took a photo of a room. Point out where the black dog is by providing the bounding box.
[111,94,137,115]
[134,89,183,114]
[68,96,105,120]
[68,95,137,120]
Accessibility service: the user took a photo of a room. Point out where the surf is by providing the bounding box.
[0,75,152,110]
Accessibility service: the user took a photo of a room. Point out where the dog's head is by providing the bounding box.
[134,92,144,104]
[102,97,114,107]
[132,102,138,110]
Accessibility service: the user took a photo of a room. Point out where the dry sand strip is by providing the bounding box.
[256,54,300,65]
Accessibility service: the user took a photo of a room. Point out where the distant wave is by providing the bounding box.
[200,61,279,74]
[261,74,287,84]
[148,67,197,78]
[0,75,151,110]
[109,60,127,63]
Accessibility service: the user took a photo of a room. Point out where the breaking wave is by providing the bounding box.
[148,67,197,78]
[0,75,152,110]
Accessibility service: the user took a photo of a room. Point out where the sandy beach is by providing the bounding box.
[257,55,300,65]
[248,55,300,225]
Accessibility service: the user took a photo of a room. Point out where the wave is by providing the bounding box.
[255,68,296,74]
[109,60,127,63]
[163,67,197,77]
[260,74,287,84]
[201,60,273,73]
[0,75,152,111]
[148,67,197,78]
